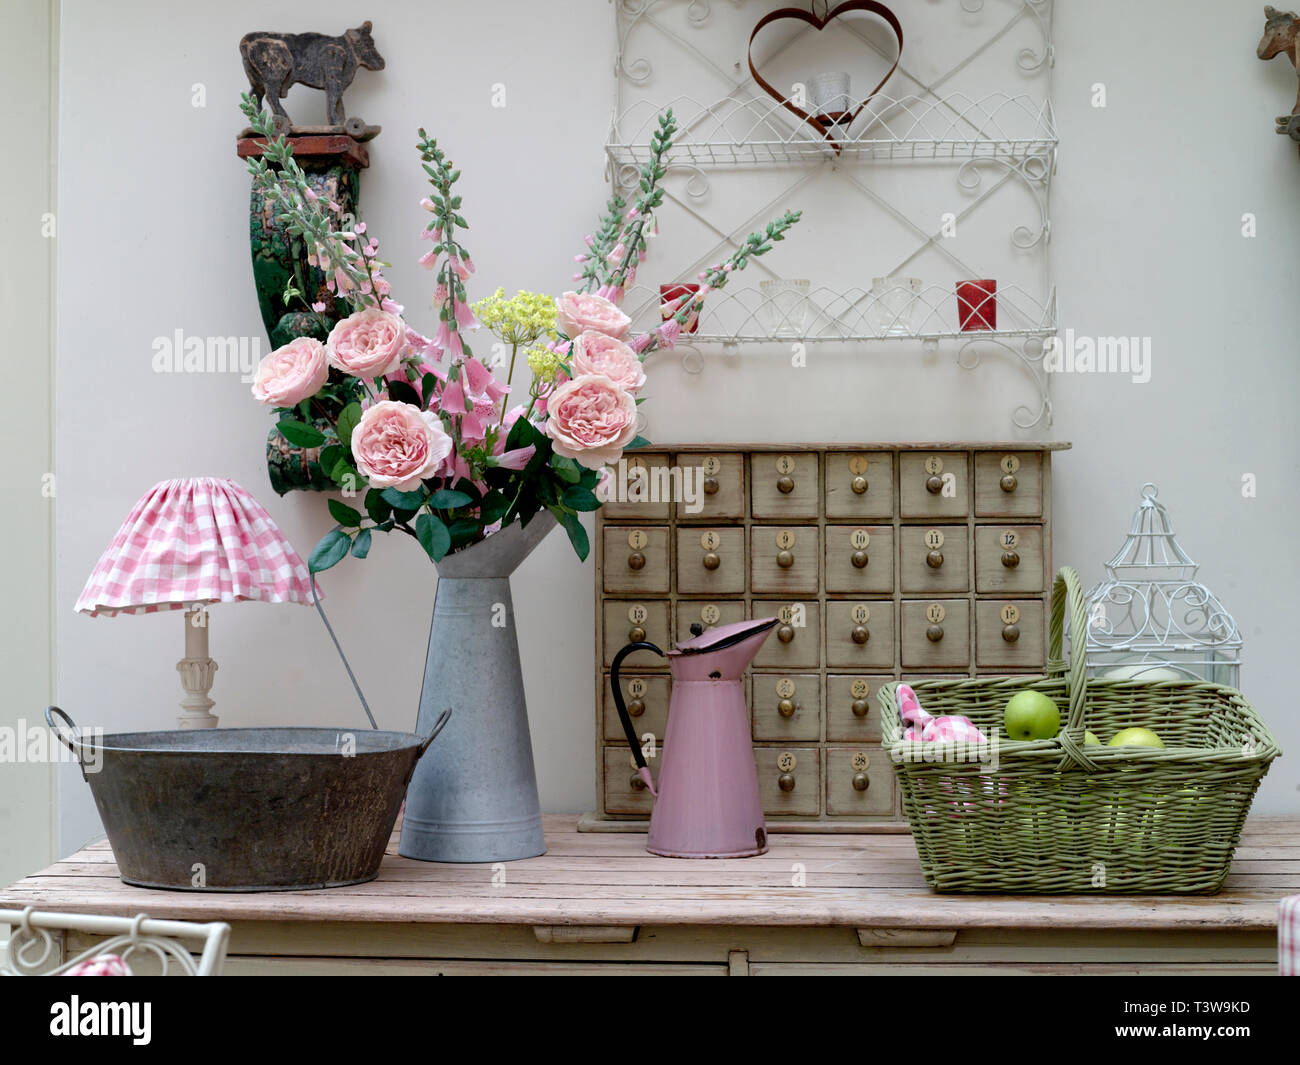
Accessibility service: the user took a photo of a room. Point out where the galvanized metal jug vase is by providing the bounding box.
[399,512,557,863]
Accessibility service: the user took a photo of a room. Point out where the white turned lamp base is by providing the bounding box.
[177,606,219,729]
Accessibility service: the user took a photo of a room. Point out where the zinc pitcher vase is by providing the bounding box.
[399,512,557,863]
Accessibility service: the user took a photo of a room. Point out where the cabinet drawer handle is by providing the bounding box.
[925,474,944,494]
[851,475,868,495]
[777,698,796,718]
[777,624,796,644]
[851,550,869,569]
[627,698,646,717]
[628,625,646,643]
[851,625,870,645]
[1002,624,1020,643]
[702,551,721,570]
[926,550,944,568]
[1001,551,1020,569]
[627,551,646,570]
[778,772,796,792]
[776,550,795,569]
[852,772,870,792]
[851,698,870,718]
[926,624,944,642]
[777,475,795,494]
[1000,473,1018,493]
[703,476,719,495]
[630,772,647,791]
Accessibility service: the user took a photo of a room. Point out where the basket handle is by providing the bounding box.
[1046,567,1100,772]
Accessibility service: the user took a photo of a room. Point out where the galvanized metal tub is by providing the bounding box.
[46,707,449,892]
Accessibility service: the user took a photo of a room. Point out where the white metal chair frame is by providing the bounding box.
[0,907,230,976]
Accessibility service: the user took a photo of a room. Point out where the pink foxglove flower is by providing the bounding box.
[250,336,329,407]
[555,291,631,340]
[350,400,452,491]
[327,308,409,379]
[656,318,681,349]
[440,358,509,442]
[544,373,639,469]
[570,331,646,395]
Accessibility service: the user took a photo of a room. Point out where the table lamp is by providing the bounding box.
[75,477,315,728]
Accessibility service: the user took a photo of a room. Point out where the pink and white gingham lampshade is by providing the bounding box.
[75,478,314,617]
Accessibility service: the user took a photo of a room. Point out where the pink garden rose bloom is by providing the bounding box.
[350,400,453,491]
[569,331,646,395]
[544,373,639,470]
[250,336,329,407]
[555,291,631,340]
[326,308,408,379]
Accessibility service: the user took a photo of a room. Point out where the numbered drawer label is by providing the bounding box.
[975,599,1046,669]
[676,527,746,594]
[899,452,968,518]
[826,675,891,741]
[755,747,822,817]
[600,454,672,518]
[825,452,894,520]
[899,525,969,593]
[751,453,820,519]
[752,601,821,669]
[826,747,896,816]
[974,525,1045,594]
[602,526,670,594]
[752,674,821,741]
[603,673,671,743]
[674,452,744,520]
[602,746,658,815]
[975,451,1043,517]
[901,599,971,669]
[602,601,671,667]
[750,526,820,595]
[825,601,895,669]
[824,525,895,594]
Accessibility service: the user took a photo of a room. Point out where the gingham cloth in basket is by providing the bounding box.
[1281,896,1300,975]
[75,478,314,616]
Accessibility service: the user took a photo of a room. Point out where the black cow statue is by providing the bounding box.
[240,21,384,134]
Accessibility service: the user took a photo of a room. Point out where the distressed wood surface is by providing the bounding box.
[2,816,1296,933]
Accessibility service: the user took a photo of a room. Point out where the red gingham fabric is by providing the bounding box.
[75,478,314,617]
[1281,895,1300,975]
[63,954,132,976]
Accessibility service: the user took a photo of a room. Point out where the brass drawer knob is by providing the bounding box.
[925,474,944,494]
[1002,551,1020,569]
[851,625,870,645]
[851,698,870,718]
[776,549,795,568]
[851,475,868,495]
[630,772,647,791]
[851,550,869,569]
[702,551,721,570]
[627,551,646,570]
[1002,624,1020,643]
[627,698,646,717]
[628,625,646,643]
[703,476,719,495]
[926,624,944,643]
[777,475,796,494]
[778,772,796,792]
[777,624,795,643]
[852,772,870,792]
[1000,473,1018,493]
[926,549,944,568]
[777,698,796,718]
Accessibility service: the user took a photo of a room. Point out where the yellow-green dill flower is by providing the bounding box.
[473,288,557,348]
[525,345,564,385]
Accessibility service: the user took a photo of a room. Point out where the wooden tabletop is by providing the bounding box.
[3,816,1296,932]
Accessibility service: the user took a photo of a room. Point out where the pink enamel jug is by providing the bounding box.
[610,616,778,858]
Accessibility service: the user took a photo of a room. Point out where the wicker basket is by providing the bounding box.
[880,567,1281,894]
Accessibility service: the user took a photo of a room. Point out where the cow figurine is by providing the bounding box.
[240,21,384,133]
[1258,6,1300,141]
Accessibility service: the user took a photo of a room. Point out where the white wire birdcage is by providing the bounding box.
[1083,483,1242,687]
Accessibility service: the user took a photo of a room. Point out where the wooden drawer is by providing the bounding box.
[974,524,1045,595]
[602,600,670,667]
[752,674,821,742]
[824,525,893,594]
[826,747,895,816]
[825,451,894,520]
[826,675,890,742]
[752,601,820,669]
[756,747,821,817]
[602,673,671,743]
[676,527,745,594]
[750,526,820,595]
[975,599,1046,669]
[899,451,969,519]
[676,599,747,639]
[602,746,656,815]
[975,451,1043,517]
[601,453,672,519]
[675,451,744,520]
[899,525,969,594]
[751,452,819,519]
[825,601,895,669]
[901,599,971,669]
[602,526,670,594]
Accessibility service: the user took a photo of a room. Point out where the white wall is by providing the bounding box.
[52,0,1300,853]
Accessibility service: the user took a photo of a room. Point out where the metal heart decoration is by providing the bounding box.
[747,1,905,153]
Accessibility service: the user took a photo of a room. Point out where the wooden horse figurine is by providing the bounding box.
[1258,6,1300,141]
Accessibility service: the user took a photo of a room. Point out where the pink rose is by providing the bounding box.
[569,331,646,395]
[544,374,639,470]
[555,291,631,340]
[326,308,408,379]
[350,400,453,491]
[250,336,329,407]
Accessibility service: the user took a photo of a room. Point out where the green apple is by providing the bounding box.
[1003,690,1061,741]
[1084,730,1101,746]
[1108,727,1164,749]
